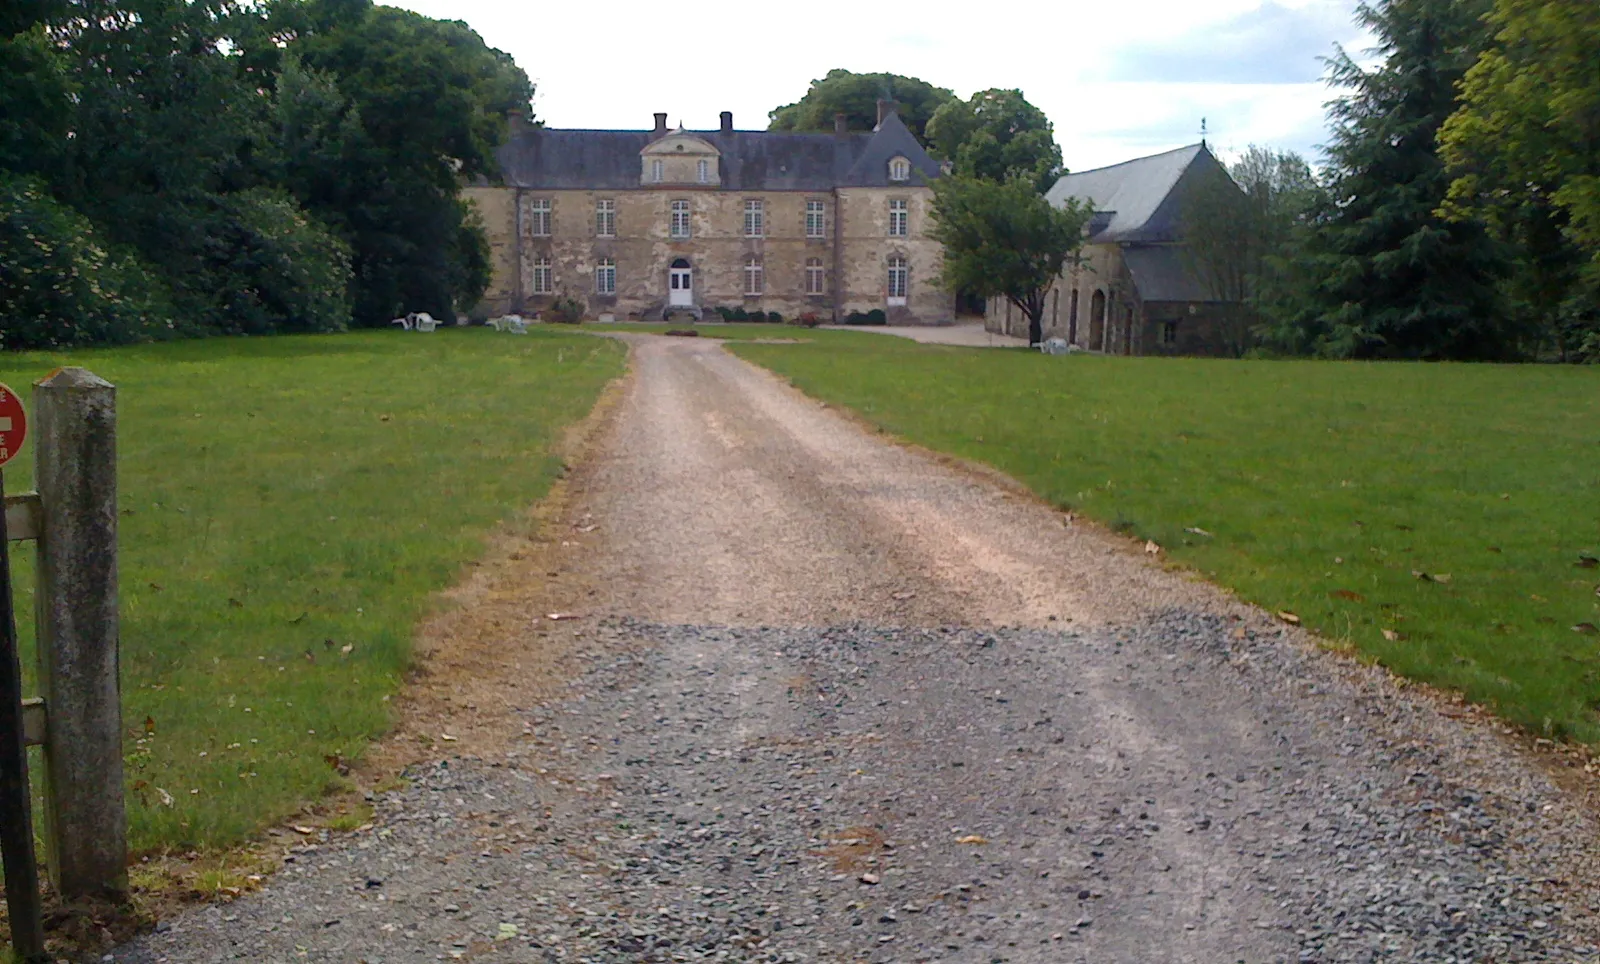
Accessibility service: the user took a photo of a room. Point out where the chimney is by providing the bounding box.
[876,99,897,127]
[653,112,668,135]
[505,108,528,135]
[834,112,848,135]
[720,111,734,134]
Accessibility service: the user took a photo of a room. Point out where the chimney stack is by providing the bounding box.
[505,107,528,135]
[720,111,734,134]
[653,112,668,135]
[834,112,848,134]
[876,99,897,127]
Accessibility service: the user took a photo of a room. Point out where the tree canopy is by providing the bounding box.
[1439,0,1600,361]
[924,89,1063,194]
[929,175,1091,346]
[1266,0,1509,360]
[767,70,954,143]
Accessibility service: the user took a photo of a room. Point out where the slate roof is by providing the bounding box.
[1122,245,1214,302]
[496,111,940,191]
[1046,143,1219,244]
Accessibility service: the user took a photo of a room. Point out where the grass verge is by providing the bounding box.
[0,328,623,853]
[729,338,1600,743]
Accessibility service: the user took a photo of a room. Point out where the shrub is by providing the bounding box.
[748,310,767,323]
[201,188,351,335]
[766,311,783,324]
[843,309,888,326]
[792,311,823,328]
[714,306,733,321]
[0,175,173,350]
[546,293,585,324]
[730,307,749,322]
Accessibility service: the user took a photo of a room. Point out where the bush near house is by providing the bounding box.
[730,336,1600,745]
[0,328,622,852]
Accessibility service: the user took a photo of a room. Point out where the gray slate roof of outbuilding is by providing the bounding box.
[1121,245,1215,302]
[1045,143,1214,243]
[496,111,940,191]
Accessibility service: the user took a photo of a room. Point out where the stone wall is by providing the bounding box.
[464,185,953,324]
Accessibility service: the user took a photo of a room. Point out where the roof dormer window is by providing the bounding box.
[889,156,911,182]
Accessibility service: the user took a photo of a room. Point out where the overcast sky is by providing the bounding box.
[390,0,1372,173]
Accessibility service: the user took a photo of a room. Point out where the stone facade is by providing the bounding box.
[467,107,953,324]
[986,143,1245,356]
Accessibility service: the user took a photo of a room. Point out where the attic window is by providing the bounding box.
[675,144,684,151]
[889,157,911,181]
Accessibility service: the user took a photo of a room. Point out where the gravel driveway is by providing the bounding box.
[116,337,1600,962]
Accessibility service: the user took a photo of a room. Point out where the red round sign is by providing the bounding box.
[0,383,26,470]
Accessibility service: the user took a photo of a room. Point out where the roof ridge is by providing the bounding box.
[1059,142,1204,179]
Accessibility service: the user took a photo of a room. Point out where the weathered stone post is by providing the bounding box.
[33,367,126,900]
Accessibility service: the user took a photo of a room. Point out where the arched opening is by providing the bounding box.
[1089,290,1106,351]
[1068,289,1080,345]
[668,258,692,306]
[1124,305,1136,355]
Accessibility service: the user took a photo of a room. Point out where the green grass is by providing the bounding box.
[577,321,861,341]
[729,338,1600,743]
[0,328,622,852]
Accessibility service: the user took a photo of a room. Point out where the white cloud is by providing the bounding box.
[389,0,1369,171]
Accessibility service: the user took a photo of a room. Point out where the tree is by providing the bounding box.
[1180,146,1321,355]
[924,90,1062,193]
[929,175,1091,346]
[1439,0,1600,361]
[768,69,953,143]
[1273,0,1510,359]
[282,1,534,323]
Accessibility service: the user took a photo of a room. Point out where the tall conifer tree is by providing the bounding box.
[1280,0,1510,359]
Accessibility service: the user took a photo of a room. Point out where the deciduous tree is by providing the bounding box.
[767,70,953,143]
[925,90,1062,193]
[929,176,1091,346]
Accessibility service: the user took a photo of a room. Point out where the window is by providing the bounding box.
[532,258,552,295]
[595,258,615,295]
[744,199,764,237]
[697,159,710,184]
[1162,320,1178,345]
[595,199,615,237]
[805,258,825,295]
[888,198,908,237]
[887,255,908,299]
[651,159,663,182]
[889,157,911,181]
[744,256,763,295]
[670,199,691,238]
[806,199,826,238]
[529,198,551,237]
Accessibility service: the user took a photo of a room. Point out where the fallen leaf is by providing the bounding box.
[1412,570,1433,582]
[303,650,315,663]
[1230,628,1247,640]
[144,715,156,734]
[1395,523,1414,531]
[859,873,881,885]
[148,582,164,592]
[1144,540,1161,555]
[228,597,244,608]
[1577,555,1599,570]
[156,787,174,807]
[340,643,354,656]
[379,414,391,422]
[289,612,307,624]
[891,591,916,601]
[440,733,458,742]
[292,825,315,835]
[1487,546,1501,553]
[1381,629,1407,641]
[545,613,583,621]
[496,923,519,941]
[955,834,989,845]
[1433,573,1452,584]
[1277,611,1301,625]
[1574,623,1599,636]
[575,524,598,533]
[1184,527,1212,537]
[1329,589,1366,602]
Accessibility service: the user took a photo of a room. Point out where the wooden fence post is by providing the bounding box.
[33,367,125,900]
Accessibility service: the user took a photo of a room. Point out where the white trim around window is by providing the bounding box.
[697,159,710,184]
[529,197,551,237]
[805,199,825,238]
[532,257,552,295]
[888,198,908,237]
[805,257,825,295]
[744,256,763,295]
[595,198,615,237]
[651,159,663,182]
[889,156,911,181]
[596,257,616,295]
[887,255,908,300]
[670,199,691,239]
[744,199,764,237]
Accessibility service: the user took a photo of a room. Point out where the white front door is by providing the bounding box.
[669,267,692,306]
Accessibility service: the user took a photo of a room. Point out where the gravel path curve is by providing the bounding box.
[116,337,1600,963]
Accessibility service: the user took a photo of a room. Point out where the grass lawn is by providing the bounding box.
[0,328,622,853]
[729,338,1600,743]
